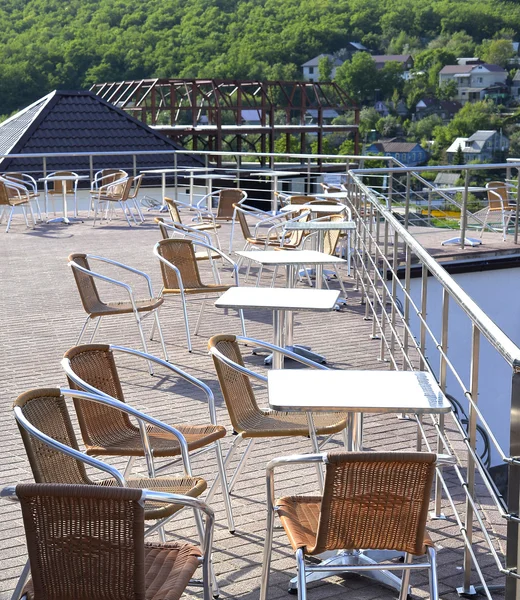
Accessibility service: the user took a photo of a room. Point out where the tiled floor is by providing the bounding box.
[0,204,507,599]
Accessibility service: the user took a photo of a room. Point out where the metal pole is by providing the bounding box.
[460,325,480,596]
[505,368,520,599]
[390,230,399,361]
[515,171,520,245]
[404,172,411,230]
[402,246,411,370]
[419,264,428,371]
[460,170,470,250]
[378,220,389,359]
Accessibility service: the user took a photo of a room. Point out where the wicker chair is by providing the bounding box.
[207,335,348,504]
[481,181,517,241]
[155,217,222,283]
[68,253,168,369]
[43,171,79,217]
[0,177,36,232]
[165,197,221,248]
[89,169,128,217]
[154,238,246,352]
[4,172,42,220]
[260,451,439,600]
[62,343,235,532]
[196,188,247,221]
[4,482,214,600]
[93,174,143,227]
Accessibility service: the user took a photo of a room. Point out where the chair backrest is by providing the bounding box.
[208,334,261,432]
[165,197,182,223]
[155,217,170,239]
[127,174,144,201]
[320,182,342,194]
[284,212,310,247]
[48,171,77,194]
[156,238,204,290]
[233,204,253,240]
[309,451,436,555]
[216,189,245,220]
[63,345,136,450]
[14,388,92,485]
[68,253,104,315]
[288,195,316,205]
[0,179,11,206]
[16,482,146,600]
[322,214,344,255]
[486,181,512,209]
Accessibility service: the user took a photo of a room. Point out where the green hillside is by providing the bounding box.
[1,0,520,117]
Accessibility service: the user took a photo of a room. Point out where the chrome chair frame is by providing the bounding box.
[153,240,247,352]
[93,175,143,227]
[4,172,42,221]
[88,169,128,217]
[167,197,222,249]
[206,336,348,505]
[2,484,215,600]
[68,254,168,370]
[61,343,235,532]
[481,181,517,241]
[196,189,248,250]
[0,177,37,232]
[260,453,449,600]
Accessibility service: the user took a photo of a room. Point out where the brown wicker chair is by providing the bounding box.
[68,253,168,369]
[207,334,348,503]
[260,451,439,600]
[93,174,143,227]
[6,482,213,600]
[0,177,36,232]
[481,181,517,241]
[196,188,247,221]
[154,238,246,351]
[62,343,236,532]
[165,197,221,248]
[4,172,42,220]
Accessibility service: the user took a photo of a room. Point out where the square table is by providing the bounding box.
[236,250,348,363]
[267,368,452,593]
[215,287,340,368]
[38,174,89,224]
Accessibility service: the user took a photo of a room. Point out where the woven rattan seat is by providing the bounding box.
[15,483,204,600]
[13,388,207,522]
[261,451,438,600]
[198,188,247,221]
[64,344,226,457]
[209,335,348,438]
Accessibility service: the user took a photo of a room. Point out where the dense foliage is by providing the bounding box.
[1,0,520,119]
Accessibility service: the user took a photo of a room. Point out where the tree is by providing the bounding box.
[479,39,514,68]
[358,107,381,136]
[376,115,400,137]
[380,61,405,98]
[334,52,380,104]
[452,144,465,165]
[318,55,334,82]
[438,80,458,101]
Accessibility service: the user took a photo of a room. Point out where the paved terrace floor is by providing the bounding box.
[0,204,508,599]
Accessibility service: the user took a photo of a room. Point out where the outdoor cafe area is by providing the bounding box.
[0,183,508,600]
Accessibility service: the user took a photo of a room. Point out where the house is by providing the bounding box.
[433,172,460,188]
[301,54,343,82]
[305,109,339,123]
[415,98,462,120]
[0,90,202,174]
[365,137,429,166]
[335,42,368,61]
[511,70,520,100]
[241,109,263,124]
[446,130,509,163]
[438,64,508,104]
[372,55,414,79]
[374,101,390,117]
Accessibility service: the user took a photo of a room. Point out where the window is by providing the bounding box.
[461,91,466,95]
[477,77,483,84]
[308,67,314,74]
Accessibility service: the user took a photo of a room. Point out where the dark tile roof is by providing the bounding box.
[0,90,202,175]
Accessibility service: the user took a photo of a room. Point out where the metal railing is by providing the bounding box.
[348,163,520,598]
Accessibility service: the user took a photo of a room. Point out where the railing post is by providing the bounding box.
[378,220,389,358]
[458,325,480,596]
[460,170,470,250]
[515,171,520,245]
[419,264,428,371]
[402,246,411,370]
[505,367,520,600]
[89,155,94,182]
[404,172,411,230]
[389,230,399,362]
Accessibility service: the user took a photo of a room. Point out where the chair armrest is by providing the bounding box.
[13,404,126,485]
[159,219,213,244]
[86,255,155,297]
[59,388,194,475]
[196,191,219,210]
[236,336,330,370]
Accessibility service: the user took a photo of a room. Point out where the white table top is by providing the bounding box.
[281,204,346,214]
[285,220,356,231]
[215,287,340,311]
[316,191,350,199]
[39,175,89,182]
[250,170,300,177]
[236,250,346,266]
[268,369,452,414]
[141,167,212,175]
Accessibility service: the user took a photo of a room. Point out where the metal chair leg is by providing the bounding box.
[399,552,413,600]
[89,316,102,343]
[77,316,91,344]
[296,548,307,600]
[153,309,169,362]
[134,312,155,375]
[206,435,244,505]
[228,438,255,494]
[11,559,31,600]
[260,506,275,600]
[193,508,219,598]
[428,546,439,600]
[180,292,193,352]
[214,439,235,533]
[194,299,206,336]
